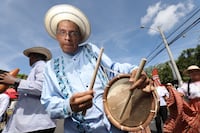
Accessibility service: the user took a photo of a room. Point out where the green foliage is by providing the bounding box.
[0,70,27,80]
[176,45,200,81]
[146,44,200,84]
[157,63,173,84]
[16,73,28,79]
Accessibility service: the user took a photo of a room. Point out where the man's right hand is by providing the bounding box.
[0,73,16,85]
[70,90,94,113]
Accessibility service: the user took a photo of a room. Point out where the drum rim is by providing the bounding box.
[103,74,158,132]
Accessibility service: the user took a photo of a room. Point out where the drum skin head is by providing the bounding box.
[103,74,158,132]
[0,68,20,93]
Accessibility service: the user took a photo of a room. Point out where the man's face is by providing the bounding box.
[189,70,200,82]
[166,85,172,89]
[28,53,46,66]
[56,20,82,54]
[28,53,38,66]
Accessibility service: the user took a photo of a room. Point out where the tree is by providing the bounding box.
[145,44,200,84]
[176,45,200,81]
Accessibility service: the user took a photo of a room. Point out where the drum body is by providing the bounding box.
[103,74,158,132]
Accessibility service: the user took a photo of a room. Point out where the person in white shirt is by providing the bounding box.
[155,85,169,133]
[177,65,200,100]
[41,4,151,133]
[177,65,200,131]
[0,47,56,133]
[163,65,200,132]
[0,93,9,122]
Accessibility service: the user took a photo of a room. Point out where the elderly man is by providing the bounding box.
[0,47,56,133]
[41,4,151,133]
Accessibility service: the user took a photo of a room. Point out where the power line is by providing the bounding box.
[146,7,200,60]
[147,17,200,64]
[146,7,200,64]
[168,17,200,45]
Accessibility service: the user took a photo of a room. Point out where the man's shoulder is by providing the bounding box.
[81,42,99,49]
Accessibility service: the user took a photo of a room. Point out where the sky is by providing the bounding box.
[0,0,200,75]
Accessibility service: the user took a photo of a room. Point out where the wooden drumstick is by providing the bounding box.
[119,58,147,119]
[82,48,104,115]
[88,48,104,91]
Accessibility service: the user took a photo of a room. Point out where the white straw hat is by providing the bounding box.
[44,4,91,44]
[166,83,172,86]
[184,65,200,75]
[23,47,52,61]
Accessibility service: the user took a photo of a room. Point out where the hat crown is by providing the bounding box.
[23,46,52,61]
[187,65,200,70]
[184,65,200,75]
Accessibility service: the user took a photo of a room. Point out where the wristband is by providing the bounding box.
[14,78,21,89]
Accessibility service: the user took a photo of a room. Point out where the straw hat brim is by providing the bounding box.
[23,47,52,61]
[183,65,200,75]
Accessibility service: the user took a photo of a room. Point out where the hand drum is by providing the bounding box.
[103,74,159,132]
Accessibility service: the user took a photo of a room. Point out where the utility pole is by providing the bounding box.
[157,26,183,87]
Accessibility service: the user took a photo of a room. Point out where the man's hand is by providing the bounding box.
[129,69,150,91]
[70,90,94,113]
[0,73,16,85]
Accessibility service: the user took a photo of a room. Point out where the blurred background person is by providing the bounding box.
[0,93,10,132]
[165,83,175,90]
[154,85,169,133]
[0,47,56,133]
[163,65,200,132]
[0,94,9,122]
[151,68,169,133]
[177,65,200,101]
